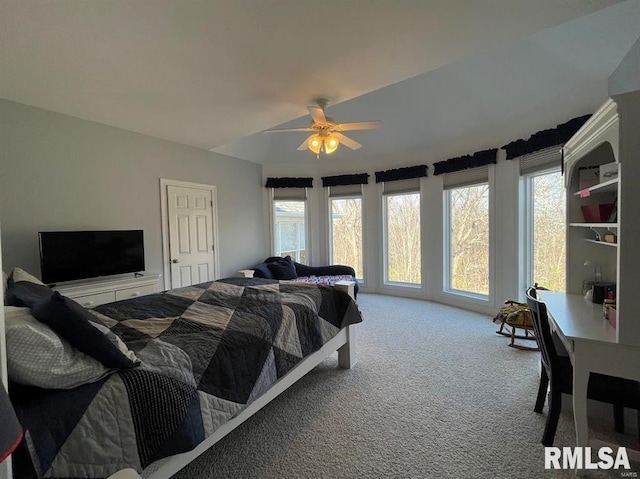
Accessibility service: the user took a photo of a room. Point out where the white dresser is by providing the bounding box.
[53,272,161,308]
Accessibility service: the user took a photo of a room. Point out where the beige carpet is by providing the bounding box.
[172,294,638,478]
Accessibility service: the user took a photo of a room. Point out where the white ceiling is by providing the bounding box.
[1,1,638,164]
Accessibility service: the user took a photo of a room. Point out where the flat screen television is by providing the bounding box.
[39,230,145,284]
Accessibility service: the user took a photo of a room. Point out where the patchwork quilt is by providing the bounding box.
[12,277,362,478]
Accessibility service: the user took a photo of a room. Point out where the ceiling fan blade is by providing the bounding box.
[336,120,383,131]
[297,134,315,150]
[308,106,327,124]
[333,132,362,150]
[263,127,315,133]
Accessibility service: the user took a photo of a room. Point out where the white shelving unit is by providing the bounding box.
[569,222,618,228]
[563,94,640,346]
[583,239,617,247]
[564,98,620,336]
[569,177,619,246]
[569,220,618,247]
[572,178,618,196]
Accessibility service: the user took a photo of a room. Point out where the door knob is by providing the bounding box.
[172,259,179,264]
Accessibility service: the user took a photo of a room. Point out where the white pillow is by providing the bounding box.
[4,306,114,389]
[10,267,45,285]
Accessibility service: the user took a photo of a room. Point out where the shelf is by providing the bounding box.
[584,239,617,247]
[573,178,618,196]
[569,222,618,228]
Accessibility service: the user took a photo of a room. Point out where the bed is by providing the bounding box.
[6,276,362,478]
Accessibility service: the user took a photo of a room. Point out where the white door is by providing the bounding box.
[167,185,216,288]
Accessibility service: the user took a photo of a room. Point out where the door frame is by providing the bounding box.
[160,178,220,290]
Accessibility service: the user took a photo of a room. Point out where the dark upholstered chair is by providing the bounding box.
[251,257,359,298]
[525,287,640,446]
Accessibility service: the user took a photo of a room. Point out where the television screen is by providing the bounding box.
[39,230,145,284]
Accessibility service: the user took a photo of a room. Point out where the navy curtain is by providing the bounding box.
[265,177,313,188]
[374,165,427,183]
[433,148,497,176]
[321,173,369,187]
[501,115,591,160]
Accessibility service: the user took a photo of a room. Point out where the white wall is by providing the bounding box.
[609,36,640,96]
[0,99,268,281]
[614,90,640,346]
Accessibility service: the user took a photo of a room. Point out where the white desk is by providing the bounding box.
[541,291,640,450]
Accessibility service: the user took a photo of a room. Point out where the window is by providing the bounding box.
[384,192,421,285]
[329,196,363,280]
[445,182,489,296]
[273,200,307,263]
[525,169,566,291]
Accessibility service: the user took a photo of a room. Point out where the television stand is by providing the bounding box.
[53,272,161,308]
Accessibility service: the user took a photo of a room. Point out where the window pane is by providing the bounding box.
[532,171,566,291]
[449,184,489,295]
[274,201,306,263]
[385,193,421,284]
[330,197,363,279]
[279,223,298,251]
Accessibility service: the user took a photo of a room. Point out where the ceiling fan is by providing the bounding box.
[263,99,383,157]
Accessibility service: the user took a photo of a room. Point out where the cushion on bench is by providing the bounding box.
[290,275,355,287]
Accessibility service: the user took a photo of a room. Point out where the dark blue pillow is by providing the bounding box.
[5,281,53,308]
[267,256,298,280]
[252,263,274,279]
[32,292,139,369]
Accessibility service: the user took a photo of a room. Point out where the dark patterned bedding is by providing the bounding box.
[12,277,362,478]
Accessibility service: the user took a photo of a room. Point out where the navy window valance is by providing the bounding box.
[433,148,498,176]
[374,165,428,183]
[321,173,369,188]
[265,177,313,188]
[501,115,591,160]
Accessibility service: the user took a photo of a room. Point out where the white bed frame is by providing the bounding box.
[1,271,357,479]
[145,325,356,479]
[144,281,358,479]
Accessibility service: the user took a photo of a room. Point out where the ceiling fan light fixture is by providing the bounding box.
[324,135,340,154]
[263,99,381,156]
[308,135,322,155]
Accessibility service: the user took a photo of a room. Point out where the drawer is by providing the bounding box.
[115,284,157,301]
[72,291,116,308]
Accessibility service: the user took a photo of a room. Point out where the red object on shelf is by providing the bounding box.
[581,204,615,222]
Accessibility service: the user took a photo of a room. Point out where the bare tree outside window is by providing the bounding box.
[531,171,566,291]
[330,197,363,279]
[448,184,489,295]
[385,193,421,284]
